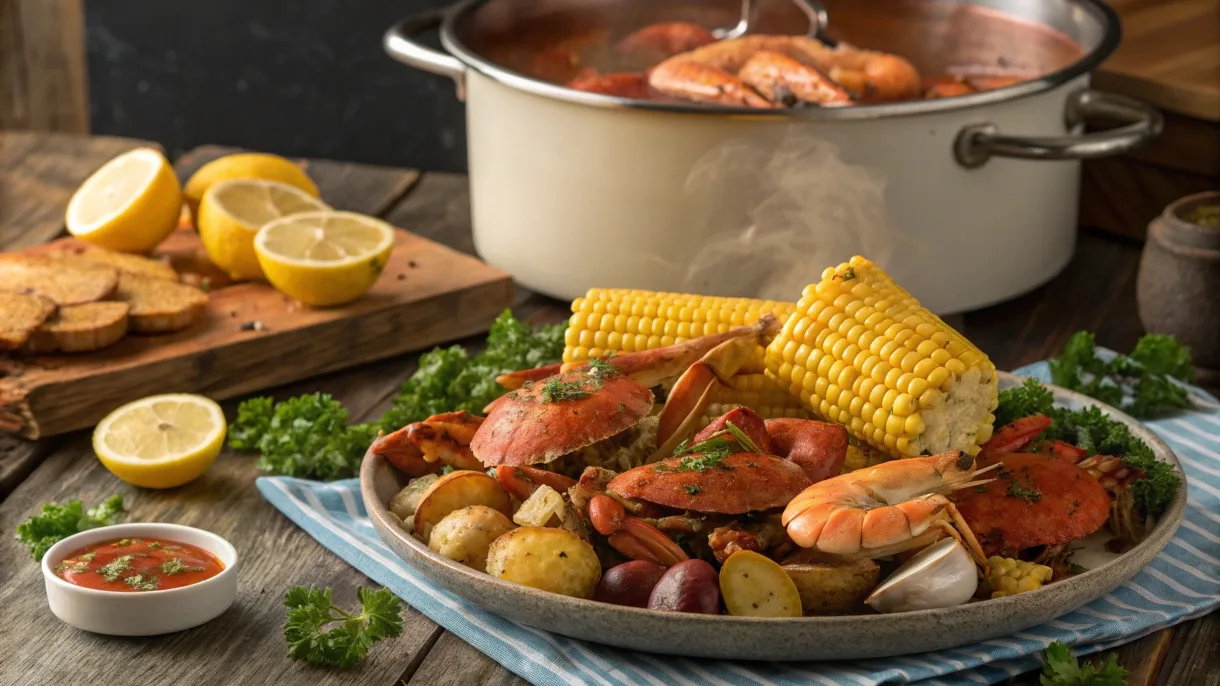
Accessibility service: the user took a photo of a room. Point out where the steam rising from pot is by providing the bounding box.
[673,126,909,300]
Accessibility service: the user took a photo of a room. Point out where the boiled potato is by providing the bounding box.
[389,473,441,520]
[414,471,512,541]
[783,558,880,615]
[428,505,516,571]
[720,551,802,618]
[486,527,601,598]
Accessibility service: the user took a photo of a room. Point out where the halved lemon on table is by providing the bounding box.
[196,179,330,281]
[254,211,396,306]
[65,147,183,254]
[182,152,319,223]
[93,394,227,489]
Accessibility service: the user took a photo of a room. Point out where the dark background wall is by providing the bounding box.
[85,0,469,171]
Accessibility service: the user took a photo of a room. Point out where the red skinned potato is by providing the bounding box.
[594,560,667,607]
[647,559,721,614]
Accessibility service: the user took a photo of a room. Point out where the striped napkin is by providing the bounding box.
[256,359,1220,686]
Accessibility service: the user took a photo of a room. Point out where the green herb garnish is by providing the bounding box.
[1048,331,1193,418]
[283,586,403,669]
[1067,562,1088,575]
[586,355,618,378]
[14,495,125,561]
[1007,483,1042,503]
[230,311,563,480]
[124,574,160,591]
[440,465,455,475]
[98,555,137,582]
[160,558,205,575]
[684,484,701,495]
[1039,640,1126,685]
[541,377,592,403]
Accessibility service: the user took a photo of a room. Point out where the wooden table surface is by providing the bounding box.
[0,131,1215,686]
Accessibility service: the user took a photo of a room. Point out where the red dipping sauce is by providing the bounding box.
[54,538,224,592]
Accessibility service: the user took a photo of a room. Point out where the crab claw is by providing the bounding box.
[691,407,772,454]
[495,465,577,502]
[371,411,485,477]
[588,494,626,535]
[607,517,689,567]
[496,362,564,391]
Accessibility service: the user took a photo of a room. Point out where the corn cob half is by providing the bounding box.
[564,289,796,373]
[982,556,1052,598]
[763,256,998,458]
[699,373,810,428]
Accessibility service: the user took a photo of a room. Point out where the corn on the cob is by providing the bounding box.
[699,373,809,427]
[564,289,796,373]
[982,556,1052,598]
[763,256,998,458]
[842,441,892,473]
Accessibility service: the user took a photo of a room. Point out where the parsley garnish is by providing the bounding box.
[1040,640,1126,685]
[684,484,701,495]
[1007,483,1042,503]
[99,555,138,582]
[230,311,563,480]
[1048,331,1193,418]
[440,465,455,475]
[160,558,205,575]
[283,586,404,669]
[1067,562,1088,575]
[837,266,856,280]
[14,495,125,561]
[541,378,592,403]
[586,355,618,378]
[124,574,160,591]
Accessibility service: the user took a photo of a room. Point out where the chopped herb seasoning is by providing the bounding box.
[123,574,160,591]
[684,484,701,495]
[1006,483,1042,503]
[99,555,137,582]
[541,378,592,403]
[160,558,206,575]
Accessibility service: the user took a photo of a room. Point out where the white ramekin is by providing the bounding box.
[41,522,239,636]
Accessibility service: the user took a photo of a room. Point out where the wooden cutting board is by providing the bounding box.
[0,228,514,439]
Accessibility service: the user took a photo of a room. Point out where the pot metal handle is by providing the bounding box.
[954,89,1164,168]
[384,10,467,98]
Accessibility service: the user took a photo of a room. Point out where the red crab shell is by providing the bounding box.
[952,453,1111,556]
[608,452,812,515]
[470,369,654,467]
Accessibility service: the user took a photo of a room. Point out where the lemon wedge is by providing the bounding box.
[254,211,395,306]
[65,148,183,254]
[197,179,330,281]
[93,394,226,489]
[183,152,319,224]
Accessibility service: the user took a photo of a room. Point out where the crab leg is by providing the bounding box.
[371,411,485,477]
[495,465,577,502]
[496,362,563,391]
[588,494,689,566]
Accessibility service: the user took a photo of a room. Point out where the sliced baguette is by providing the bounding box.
[113,272,208,334]
[38,240,179,281]
[0,254,119,305]
[0,291,57,350]
[24,302,130,353]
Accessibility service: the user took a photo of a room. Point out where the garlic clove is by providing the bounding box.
[866,537,978,613]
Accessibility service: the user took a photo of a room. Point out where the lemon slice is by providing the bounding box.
[196,179,330,281]
[182,152,319,224]
[93,394,226,489]
[254,211,395,306]
[66,148,183,254]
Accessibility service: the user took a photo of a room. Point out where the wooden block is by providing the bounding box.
[1079,155,1219,242]
[0,228,514,439]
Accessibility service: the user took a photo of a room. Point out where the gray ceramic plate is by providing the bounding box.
[360,372,1187,661]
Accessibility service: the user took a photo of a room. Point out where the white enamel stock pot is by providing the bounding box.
[384,0,1161,314]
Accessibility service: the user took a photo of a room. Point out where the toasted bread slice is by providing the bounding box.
[113,273,208,334]
[0,291,57,350]
[0,254,119,305]
[24,302,130,353]
[38,240,179,281]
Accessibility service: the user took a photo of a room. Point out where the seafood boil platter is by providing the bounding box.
[360,257,1187,660]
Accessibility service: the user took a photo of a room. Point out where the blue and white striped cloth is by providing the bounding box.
[256,359,1220,685]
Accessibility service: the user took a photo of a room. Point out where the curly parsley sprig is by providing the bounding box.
[283,586,403,669]
[14,495,125,561]
[1049,331,1194,418]
[1040,640,1127,685]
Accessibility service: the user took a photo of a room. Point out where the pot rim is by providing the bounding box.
[437,0,1122,119]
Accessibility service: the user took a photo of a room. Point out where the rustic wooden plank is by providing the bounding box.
[384,172,477,257]
[1158,611,1220,686]
[1095,0,1220,122]
[0,0,88,132]
[406,632,530,686]
[1078,154,1219,243]
[0,353,440,686]
[0,228,514,439]
[0,132,157,249]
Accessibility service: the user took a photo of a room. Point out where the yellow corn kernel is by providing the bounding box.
[564,289,796,373]
[984,556,1053,598]
[763,257,999,459]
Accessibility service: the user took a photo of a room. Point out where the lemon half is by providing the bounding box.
[93,394,226,489]
[183,152,319,223]
[254,211,396,306]
[197,179,330,281]
[66,148,183,254]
